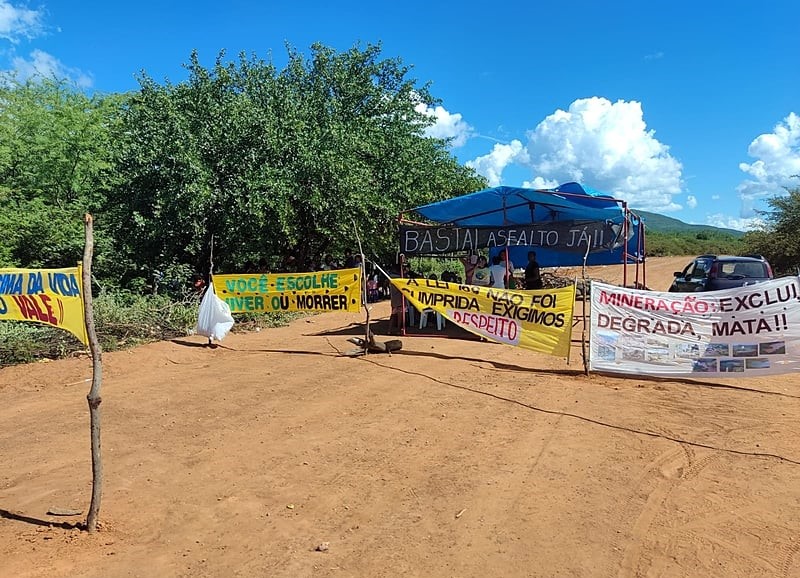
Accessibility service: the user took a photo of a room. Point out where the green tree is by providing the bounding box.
[105,43,486,289]
[743,183,800,276]
[0,78,123,268]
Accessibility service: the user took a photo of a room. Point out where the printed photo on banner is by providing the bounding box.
[0,265,88,345]
[212,267,362,313]
[589,278,800,377]
[389,277,575,357]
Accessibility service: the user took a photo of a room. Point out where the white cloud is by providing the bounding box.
[711,194,720,201]
[466,97,684,211]
[10,49,93,87]
[415,102,473,148]
[0,3,90,87]
[704,213,765,232]
[0,0,44,43]
[465,139,527,186]
[737,112,800,217]
[522,176,559,190]
[686,195,697,209]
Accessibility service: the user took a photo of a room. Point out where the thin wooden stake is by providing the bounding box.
[82,214,103,532]
[207,234,215,347]
[351,219,372,352]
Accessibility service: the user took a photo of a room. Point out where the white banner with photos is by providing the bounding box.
[589,278,800,377]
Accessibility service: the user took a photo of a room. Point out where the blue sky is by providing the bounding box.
[1,0,798,230]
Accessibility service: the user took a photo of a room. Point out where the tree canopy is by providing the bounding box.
[0,78,123,268]
[0,43,486,290]
[743,183,800,276]
[102,43,486,288]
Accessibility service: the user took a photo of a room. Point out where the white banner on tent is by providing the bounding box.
[589,278,800,377]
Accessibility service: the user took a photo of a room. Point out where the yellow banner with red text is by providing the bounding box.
[0,265,88,345]
[390,277,575,357]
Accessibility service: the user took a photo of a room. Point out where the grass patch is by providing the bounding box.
[0,289,303,367]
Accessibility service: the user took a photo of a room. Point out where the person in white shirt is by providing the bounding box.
[489,255,508,288]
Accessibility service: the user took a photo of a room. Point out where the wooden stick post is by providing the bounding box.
[82,214,103,532]
[207,234,215,347]
[351,220,372,350]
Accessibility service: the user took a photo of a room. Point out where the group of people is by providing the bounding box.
[319,249,362,271]
[256,247,544,293]
[387,250,545,334]
[461,250,543,290]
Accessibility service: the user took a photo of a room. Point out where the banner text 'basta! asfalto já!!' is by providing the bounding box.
[212,268,362,313]
[399,221,624,255]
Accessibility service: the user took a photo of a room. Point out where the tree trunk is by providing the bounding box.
[82,214,103,532]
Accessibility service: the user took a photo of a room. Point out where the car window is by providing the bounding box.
[689,259,711,278]
[733,262,766,277]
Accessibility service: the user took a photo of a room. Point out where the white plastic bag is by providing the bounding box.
[195,285,234,342]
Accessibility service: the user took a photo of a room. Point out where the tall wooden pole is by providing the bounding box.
[207,234,215,347]
[351,220,371,349]
[82,214,103,532]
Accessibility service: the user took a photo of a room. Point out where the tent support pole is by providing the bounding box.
[622,202,629,287]
[580,242,591,375]
[642,220,647,288]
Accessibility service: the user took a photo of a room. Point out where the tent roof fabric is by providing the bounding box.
[411,182,625,226]
[404,182,642,267]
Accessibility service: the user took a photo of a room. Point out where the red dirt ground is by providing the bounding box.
[2,256,800,578]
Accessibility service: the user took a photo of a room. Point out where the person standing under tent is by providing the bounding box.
[525,250,543,290]
[489,255,507,288]
[387,259,412,333]
[471,256,491,287]
[460,252,478,285]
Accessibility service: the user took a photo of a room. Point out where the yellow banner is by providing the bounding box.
[212,268,362,313]
[390,278,575,357]
[0,265,88,345]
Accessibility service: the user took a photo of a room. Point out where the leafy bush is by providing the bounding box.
[92,290,200,349]
[0,289,302,367]
[404,256,468,281]
[0,321,80,365]
[645,231,744,257]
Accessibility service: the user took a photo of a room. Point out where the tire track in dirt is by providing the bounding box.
[677,528,785,576]
[780,539,800,578]
[616,444,688,578]
[615,424,726,578]
[613,412,795,578]
[680,450,722,481]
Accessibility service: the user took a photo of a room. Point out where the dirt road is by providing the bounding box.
[2,256,799,577]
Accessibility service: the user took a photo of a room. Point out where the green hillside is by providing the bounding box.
[634,210,744,237]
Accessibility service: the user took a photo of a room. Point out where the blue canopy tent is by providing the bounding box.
[400,182,644,270]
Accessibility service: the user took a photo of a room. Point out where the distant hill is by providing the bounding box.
[634,210,744,238]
